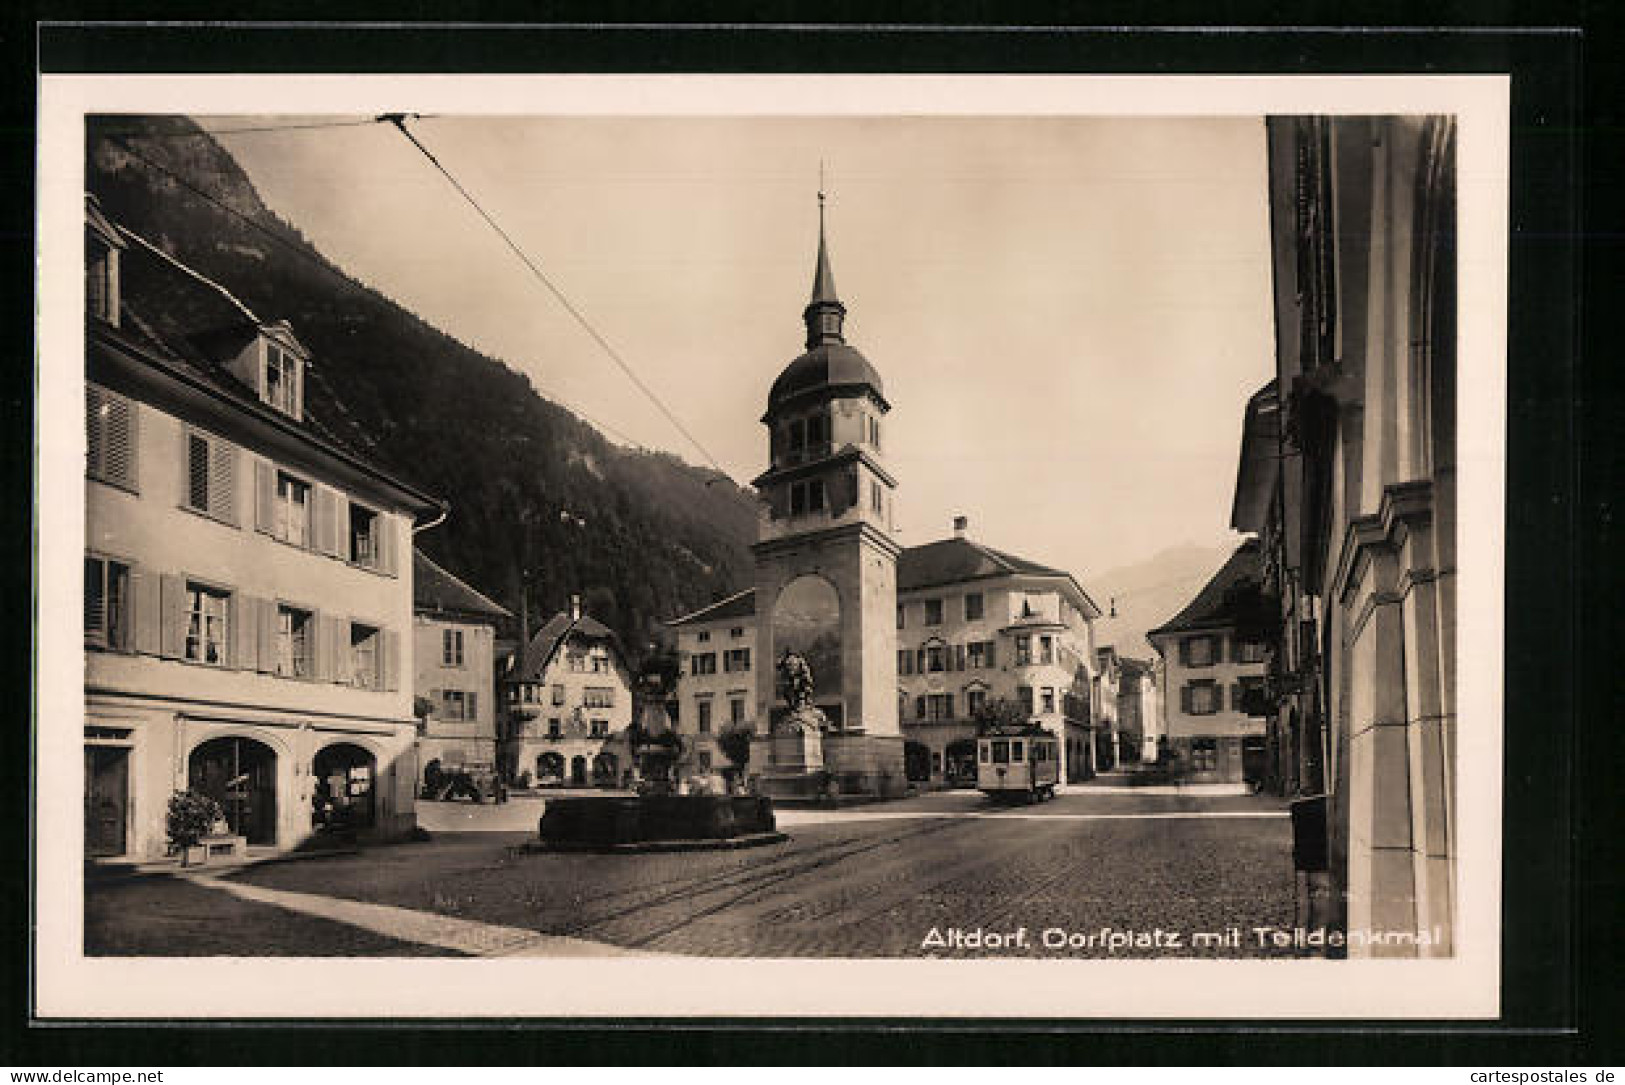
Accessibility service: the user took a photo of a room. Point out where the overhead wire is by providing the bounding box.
[377,113,738,484]
[99,127,656,455]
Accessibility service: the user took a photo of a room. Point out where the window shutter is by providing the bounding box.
[311,487,332,555]
[985,641,996,668]
[382,630,400,690]
[85,388,103,478]
[955,644,966,671]
[312,612,332,682]
[1220,635,1231,664]
[130,567,160,655]
[1180,684,1192,715]
[1231,683,1243,711]
[105,394,136,489]
[468,691,478,721]
[914,696,925,720]
[158,573,185,659]
[256,599,277,673]
[915,647,925,673]
[255,460,275,533]
[209,438,237,523]
[231,592,253,669]
[379,513,398,576]
[1179,638,1192,667]
[946,694,955,719]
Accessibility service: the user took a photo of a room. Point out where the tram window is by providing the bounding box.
[1011,741,1024,762]
[1034,744,1046,762]
[979,743,989,764]
[991,740,1009,764]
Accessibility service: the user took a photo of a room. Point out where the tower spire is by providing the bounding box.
[804,169,846,348]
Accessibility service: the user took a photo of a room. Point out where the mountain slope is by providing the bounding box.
[1088,540,1244,658]
[87,114,758,658]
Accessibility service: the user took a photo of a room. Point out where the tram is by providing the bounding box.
[975,724,1060,803]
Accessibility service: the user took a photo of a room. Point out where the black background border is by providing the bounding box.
[9,5,1607,1067]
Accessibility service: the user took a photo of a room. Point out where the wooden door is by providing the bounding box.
[84,746,128,857]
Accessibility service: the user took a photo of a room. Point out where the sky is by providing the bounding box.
[202,113,1269,588]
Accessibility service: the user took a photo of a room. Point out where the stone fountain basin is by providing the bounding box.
[535,795,783,853]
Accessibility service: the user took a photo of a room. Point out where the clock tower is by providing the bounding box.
[749,192,904,797]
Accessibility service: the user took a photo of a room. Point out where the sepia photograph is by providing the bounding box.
[37,73,1508,1020]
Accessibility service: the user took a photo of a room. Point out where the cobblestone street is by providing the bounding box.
[86,788,1298,959]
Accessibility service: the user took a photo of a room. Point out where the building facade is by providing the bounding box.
[1115,655,1161,765]
[84,197,438,860]
[665,590,757,782]
[1147,540,1271,787]
[412,548,510,788]
[896,517,1101,789]
[1230,116,1458,956]
[500,600,635,788]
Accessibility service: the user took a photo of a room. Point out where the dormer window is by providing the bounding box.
[264,341,302,419]
[86,236,117,324]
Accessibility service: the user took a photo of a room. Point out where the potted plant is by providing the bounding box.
[166,789,225,867]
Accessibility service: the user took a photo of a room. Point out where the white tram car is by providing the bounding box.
[975,726,1059,803]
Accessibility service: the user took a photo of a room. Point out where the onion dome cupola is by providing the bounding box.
[764,192,890,425]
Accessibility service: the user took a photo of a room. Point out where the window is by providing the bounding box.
[724,648,752,673]
[991,740,1009,764]
[87,236,115,322]
[964,592,984,621]
[924,599,944,625]
[1017,686,1034,714]
[552,684,565,705]
[1186,635,1216,668]
[276,605,313,678]
[730,626,744,639]
[590,719,608,739]
[1015,635,1033,666]
[349,623,380,688]
[966,688,987,718]
[868,415,881,448]
[698,752,713,772]
[729,696,745,726]
[442,628,465,667]
[967,641,989,669]
[1011,741,1024,762]
[1235,676,1268,716]
[1238,639,1267,664]
[1191,738,1218,772]
[349,504,380,567]
[697,631,711,643]
[1040,687,1056,714]
[789,478,826,516]
[787,418,806,452]
[83,556,130,649]
[567,652,587,673]
[898,648,913,675]
[914,695,926,720]
[697,699,713,734]
[583,687,615,709]
[547,718,562,739]
[85,386,137,490]
[896,605,906,629]
[870,480,883,514]
[926,644,945,672]
[805,413,828,447]
[184,430,236,523]
[185,583,230,665]
[272,471,311,547]
[691,652,717,676]
[927,693,954,721]
[442,690,476,720]
[1187,682,1219,716]
[1040,635,1054,665]
[264,342,301,418]
[589,650,610,674]
[979,742,990,764]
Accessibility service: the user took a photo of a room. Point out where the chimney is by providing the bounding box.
[953,515,969,539]
[570,594,582,621]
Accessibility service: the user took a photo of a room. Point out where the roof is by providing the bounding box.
[1230,379,1282,534]
[1118,656,1155,681]
[511,611,622,683]
[667,589,758,627]
[413,549,511,621]
[767,342,887,416]
[1146,539,1263,639]
[92,202,442,515]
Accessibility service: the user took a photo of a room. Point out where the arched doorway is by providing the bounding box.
[592,752,618,788]
[570,755,588,786]
[945,739,978,787]
[188,736,278,846]
[903,741,932,783]
[312,742,377,834]
[537,751,565,786]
